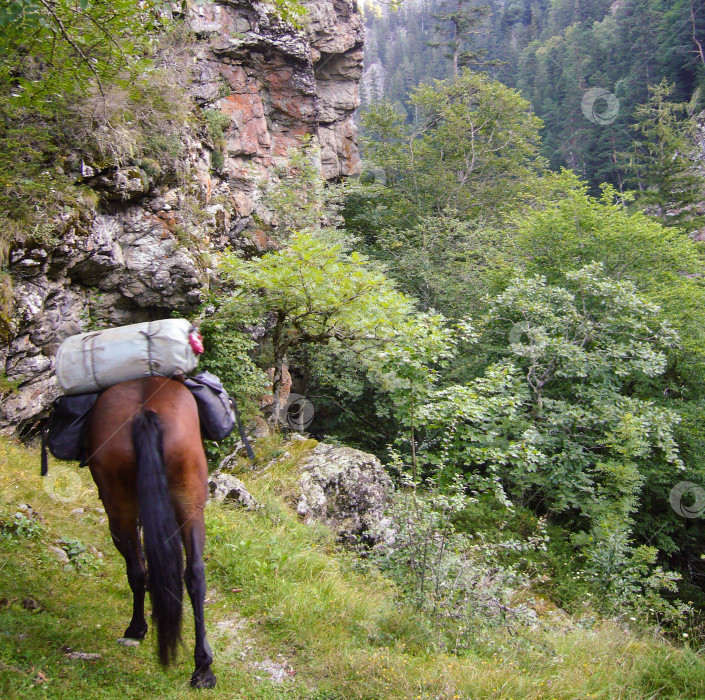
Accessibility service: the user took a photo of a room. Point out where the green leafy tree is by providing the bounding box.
[0,0,162,100]
[352,71,542,320]
[372,314,470,473]
[491,170,705,601]
[367,214,506,317]
[417,265,685,613]
[423,265,682,511]
[510,171,705,374]
[0,0,165,211]
[360,70,544,224]
[219,230,420,424]
[362,0,705,193]
[199,318,269,416]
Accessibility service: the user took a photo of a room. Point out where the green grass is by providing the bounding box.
[1,435,705,698]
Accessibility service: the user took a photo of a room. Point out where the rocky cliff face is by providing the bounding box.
[1,0,363,430]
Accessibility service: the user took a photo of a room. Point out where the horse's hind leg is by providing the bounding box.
[118,531,149,640]
[105,506,148,641]
[183,516,216,689]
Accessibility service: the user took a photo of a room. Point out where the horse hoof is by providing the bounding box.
[190,667,217,689]
[123,624,147,640]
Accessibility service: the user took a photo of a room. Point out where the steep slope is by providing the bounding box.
[2,434,705,698]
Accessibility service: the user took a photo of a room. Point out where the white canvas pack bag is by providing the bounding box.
[55,318,200,395]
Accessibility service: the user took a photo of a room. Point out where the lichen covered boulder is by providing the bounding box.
[209,472,259,509]
[296,443,393,545]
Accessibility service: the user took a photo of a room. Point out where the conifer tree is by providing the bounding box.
[627,80,705,227]
[427,0,490,76]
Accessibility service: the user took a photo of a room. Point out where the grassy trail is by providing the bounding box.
[1,436,704,699]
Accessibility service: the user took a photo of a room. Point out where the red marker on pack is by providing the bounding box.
[189,330,205,355]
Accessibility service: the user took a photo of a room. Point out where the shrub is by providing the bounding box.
[373,467,547,650]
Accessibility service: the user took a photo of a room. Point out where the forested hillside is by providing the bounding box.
[361,0,705,191]
[335,0,705,655]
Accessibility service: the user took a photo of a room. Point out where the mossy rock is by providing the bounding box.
[132,158,162,179]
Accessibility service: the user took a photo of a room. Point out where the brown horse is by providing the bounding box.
[86,376,216,689]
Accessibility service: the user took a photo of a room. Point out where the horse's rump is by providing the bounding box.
[84,377,214,684]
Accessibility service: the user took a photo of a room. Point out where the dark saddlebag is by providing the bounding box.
[41,372,236,478]
[184,371,236,441]
[46,393,100,464]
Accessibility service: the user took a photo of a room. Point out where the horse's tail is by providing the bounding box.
[132,410,183,666]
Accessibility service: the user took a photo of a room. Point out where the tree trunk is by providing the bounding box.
[269,312,287,427]
[452,15,459,77]
[691,2,705,68]
[270,353,285,427]
[410,390,418,481]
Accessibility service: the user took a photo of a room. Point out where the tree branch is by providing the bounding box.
[37,0,105,95]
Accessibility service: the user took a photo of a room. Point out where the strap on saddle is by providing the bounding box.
[41,425,48,477]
